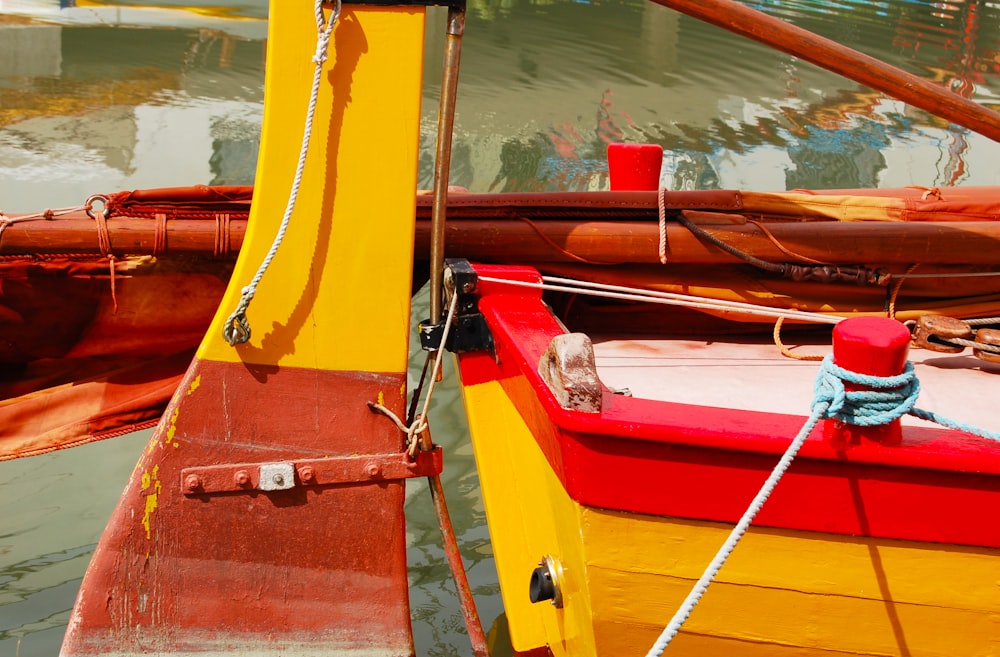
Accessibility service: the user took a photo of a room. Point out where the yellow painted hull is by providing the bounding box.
[462,375,1000,656]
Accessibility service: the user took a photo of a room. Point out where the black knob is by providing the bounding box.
[529,565,555,603]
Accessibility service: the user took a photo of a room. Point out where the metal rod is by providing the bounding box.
[428,3,466,324]
[428,470,491,657]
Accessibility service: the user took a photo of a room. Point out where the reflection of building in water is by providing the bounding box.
[0,12,265,211]
[786,123,889,189]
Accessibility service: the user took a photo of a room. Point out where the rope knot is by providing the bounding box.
[312,32,331,65]
[223,312,251,345]
[812,355,919,426]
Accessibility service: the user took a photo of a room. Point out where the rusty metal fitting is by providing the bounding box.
[911,315,971,353]
[973,328,1000,364]
[183,473,203,493]
[234,470,251,487]
[298,465,316,484]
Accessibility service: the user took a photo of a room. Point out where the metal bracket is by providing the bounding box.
[180,447,442,495]
[419,259,494,354]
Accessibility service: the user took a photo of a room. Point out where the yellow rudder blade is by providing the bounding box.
[201,2,426,374]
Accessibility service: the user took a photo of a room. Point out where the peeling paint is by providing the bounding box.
[141,464,161,540]
[377,390,385,406]
[165,407,180,446]
[187,374,201,395]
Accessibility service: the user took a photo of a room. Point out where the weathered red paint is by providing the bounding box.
[62,358,418,656]
[458,264,1000,549]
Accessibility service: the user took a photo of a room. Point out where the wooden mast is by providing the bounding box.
[60,0,431,654]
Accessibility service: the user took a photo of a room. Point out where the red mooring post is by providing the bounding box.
[824,316,912,446]
[607,143,663,190]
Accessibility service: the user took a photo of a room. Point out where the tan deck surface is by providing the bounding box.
[591,336,1000,430]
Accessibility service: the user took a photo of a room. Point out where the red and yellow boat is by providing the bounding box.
[2,0,1000,655]
[451,188,1000,656]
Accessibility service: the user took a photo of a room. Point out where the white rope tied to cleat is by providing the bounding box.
[222,0,341,346]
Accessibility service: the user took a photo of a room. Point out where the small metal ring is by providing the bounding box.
[85,194,109,219]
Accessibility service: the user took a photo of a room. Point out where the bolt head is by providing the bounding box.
[184,474,202,493]
[365,462,381,478]
[299,466,315,483]
[234,470,250,486]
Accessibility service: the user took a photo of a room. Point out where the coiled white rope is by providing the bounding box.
[222,0,341,346]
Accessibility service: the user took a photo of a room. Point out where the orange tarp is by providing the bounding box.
[0,256,231,461]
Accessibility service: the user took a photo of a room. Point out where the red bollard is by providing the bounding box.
[823,316,911,446]
[607,143,663,191]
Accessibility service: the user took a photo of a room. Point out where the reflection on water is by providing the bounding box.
[1,0,1000,654]
[1,0,998,212]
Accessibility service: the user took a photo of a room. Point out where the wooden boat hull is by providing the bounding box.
[457,265,1000,656]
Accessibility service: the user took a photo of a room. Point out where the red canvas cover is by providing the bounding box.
[0,255,231,460]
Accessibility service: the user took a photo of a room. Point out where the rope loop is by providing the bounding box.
[220,0,339,347]
[813,355,919,426]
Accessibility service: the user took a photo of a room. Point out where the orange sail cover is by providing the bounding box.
[0,186,249,460]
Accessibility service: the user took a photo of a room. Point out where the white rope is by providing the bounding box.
[222,0,341,346]
[478,275,844,325]
[644,405,823,656]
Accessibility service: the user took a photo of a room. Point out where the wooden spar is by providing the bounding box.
[649,0,1000,142]
[10,213,1000,266]
[0,217,248,254]
[3,216,1000,267]
[425,219,1000,266]
[60,1,429,655]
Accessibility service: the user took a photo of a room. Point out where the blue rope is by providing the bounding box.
[645,354,999,657]
[815,355,1000,442]
[813,355,919,426]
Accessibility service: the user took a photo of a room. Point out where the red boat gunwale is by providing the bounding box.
[458,264,1000,549]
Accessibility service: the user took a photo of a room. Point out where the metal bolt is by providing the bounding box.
[184,474,202,493]
[365,462,381,478]
[272,473,285,487]
[234,470,250,487]
[299,466,315,484]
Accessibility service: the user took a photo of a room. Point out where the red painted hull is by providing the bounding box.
[458,264,1000,549]
[61,359,431,656]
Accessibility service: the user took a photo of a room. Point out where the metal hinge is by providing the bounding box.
[180,447,442,495]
